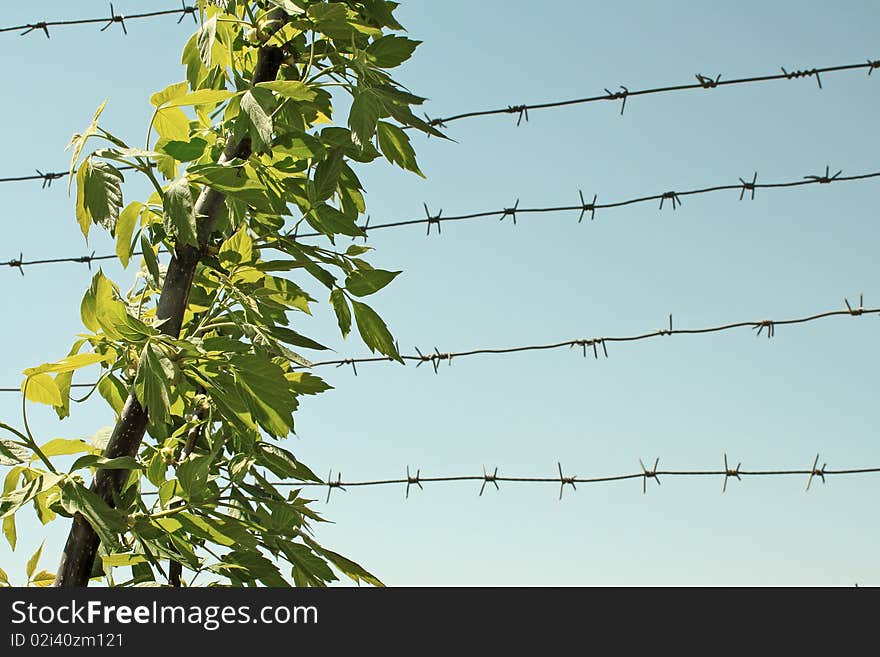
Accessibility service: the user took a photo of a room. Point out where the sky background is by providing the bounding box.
[1,0,879,586]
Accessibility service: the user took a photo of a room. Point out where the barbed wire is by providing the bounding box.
[0,295,874,391]
[421,58,880,129]
[0,164,147,187]
[0,2,197,38]
[3,165,877,274]
[135,454,880,500]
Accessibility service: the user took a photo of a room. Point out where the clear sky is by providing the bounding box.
[1,0,879,586]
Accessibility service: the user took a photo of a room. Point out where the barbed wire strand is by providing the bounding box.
[0,3,197,37]
[421,58,880,129]
[134,455,880,500]
[0,296,874,391]
[3,165,877,273]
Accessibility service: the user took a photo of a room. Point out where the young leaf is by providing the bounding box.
[134,343,175,425]
[2,516,16,551]
[161,138,208,162]
[59,479,126,552]
[115,201,143,268]
[21,374,63,407]
[348,89,383,148]
[330,289,351,338]
[240,90,273,146]
[30,571,55,587]
[26,540,44,579]
[82,159,124,232]
[197,15,218,67]
[257,80,316,101]
[67,99,108,192]
[365,35,421,68]
[377,121,424,176]
[164,177,198,246]
[219,226,253,266]
[345,269,401,297]
[351,299,400,360]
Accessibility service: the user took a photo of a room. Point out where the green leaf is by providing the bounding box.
[115,201,143,268]
[23,352,109,377]
[257,80,316,101]
[59,479,126,552]
[2,515,16,551]
[330,288,351,338]
[377,121,424,176]
[0,442,28,466]
[345,268,401,297]
[34,438,93,458]
[134,343,175,425]
[69,455,141,473]
[0,473,63,519]
[230,354,298,437]
[177,455,211,500]
[141,235,162,287]
[197,15,217,67]
[366,35,421,68]
[26,540,44,579]
[285,372,331,395]
[219,226,253,266]
[30,570,55,587]
[150,81,189,107]
[81,159,124,232]
[163,89,233,109]
[66,99,108,192]
[351,299,400,360]
[154,107,191,142]
[98,375,128,416]
[102,553,147,568]
[348,89,383,149]
[240,90,273,146]
[256,443,321,482]
[164,177,198,247]
[313,151,344,202]
[161,138,208,162]
[309,204,362,239]
[310,542,384,587]
[269,326,327,351]
[22,374,62,407]
[75,162,91,238]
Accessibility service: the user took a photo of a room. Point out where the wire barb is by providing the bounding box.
[557,462,576,500]
[738,172,758,201]
[480,466,500,496]
[325,469,345,503]
[424,203,442,236]
[604,85,629,115]
[722,453,742,493]
[844,293,864,316]
[507,105,529,126]
[335,358,358,376]
[35,169,64,189]
[754,319,775,338]
[499,199,520,225]
[4,252,24,276]
[804,165,842,184]
[100,3,128,34]
[177,1,198,24]
[659,191,682,211]
[781,66,822,89]
[868,59,880,76]
[639,458,661,494]
[21,22,50,38]
[577,190,597,223]
[695,73,722,88]
[806,454,827,491]
[405,466,423,499]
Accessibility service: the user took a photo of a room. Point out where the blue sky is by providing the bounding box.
[1,0,879,585]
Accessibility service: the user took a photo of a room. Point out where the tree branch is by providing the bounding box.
[54,27,286,587]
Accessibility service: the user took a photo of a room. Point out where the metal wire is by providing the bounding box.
[3,165,877,272]
[0,296,874,390]
[0,3,198,37]
[421,59,880,129]
[135,454,880,501]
